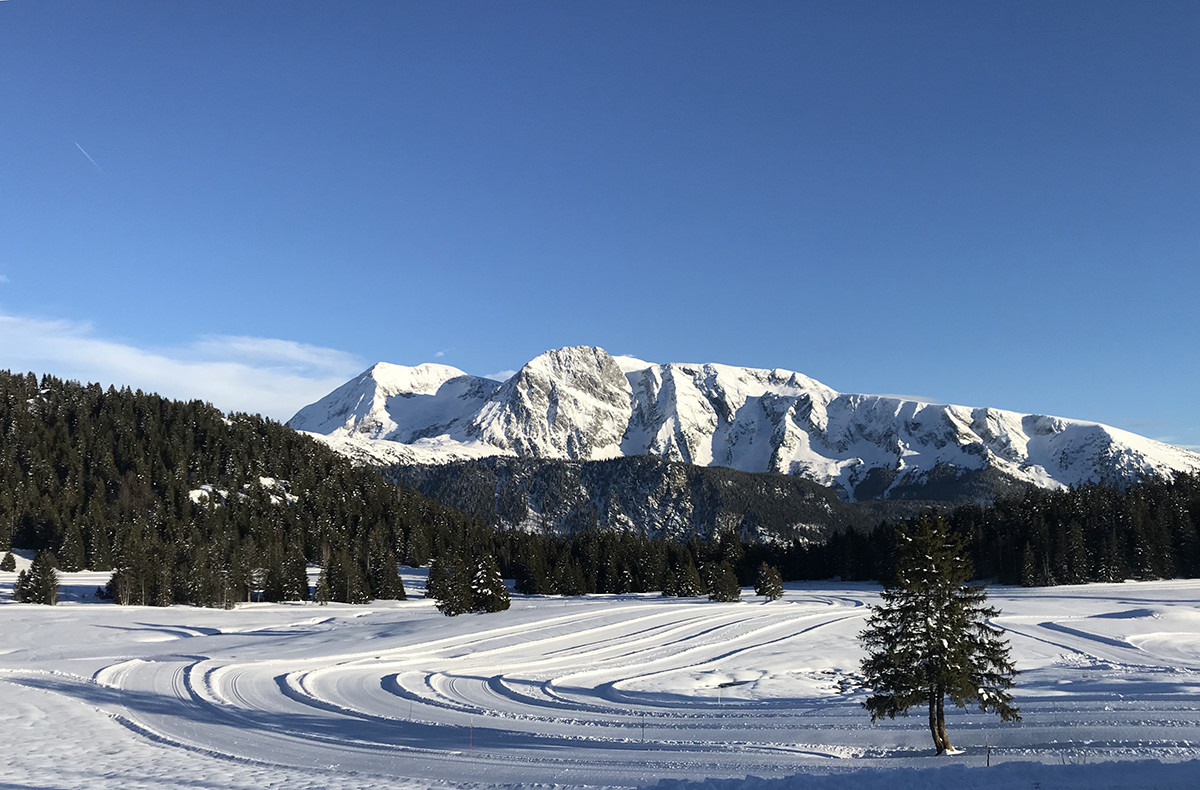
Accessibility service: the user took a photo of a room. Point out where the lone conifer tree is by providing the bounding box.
[754,562,784,601]
[430,552,475,616]
[14,551,59,605]
[471,554,510,613]
[858,514,1020,754]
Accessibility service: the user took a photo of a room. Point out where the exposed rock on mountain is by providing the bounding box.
[291,346,1200,503]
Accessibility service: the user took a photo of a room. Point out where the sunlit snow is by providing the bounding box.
[288,347,1200,500]
[4,566,1200,789]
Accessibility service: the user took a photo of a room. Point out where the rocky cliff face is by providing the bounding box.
[291,346,1200,502]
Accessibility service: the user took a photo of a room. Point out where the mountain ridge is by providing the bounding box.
[290,346,1200,501]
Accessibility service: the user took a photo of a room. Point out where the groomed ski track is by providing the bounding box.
[5,576,1200,788]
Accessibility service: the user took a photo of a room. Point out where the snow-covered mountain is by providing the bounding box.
[290,346,1200,501]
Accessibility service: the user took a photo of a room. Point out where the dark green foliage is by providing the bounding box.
[427,552,511,615]
[754,562,783,600]
[950,477,1200,586]
[321,545,372,605]
[58,523,86,571]
[471,554,510,613]
[14,550,59,604]
[859,514,1019,754]
[705,561,742,602]
[0,370,484,608]
[365,524,406,600]
[425,554,450,601]
[663,554,705,597]
[313,566,332,605]
[430,552,475,616]
[0,551,14,571]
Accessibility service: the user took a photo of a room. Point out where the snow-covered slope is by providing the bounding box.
[290,346,1200,500]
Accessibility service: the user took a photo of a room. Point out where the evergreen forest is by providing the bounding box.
[3,370,1200,610]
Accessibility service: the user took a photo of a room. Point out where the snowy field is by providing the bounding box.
[3,562,1200,789]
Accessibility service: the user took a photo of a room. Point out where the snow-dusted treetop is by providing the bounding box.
[289,346,1200,500]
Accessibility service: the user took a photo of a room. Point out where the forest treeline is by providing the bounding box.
[804,474,1200,587]
[3,370,1200,608]
[0,370,488,606]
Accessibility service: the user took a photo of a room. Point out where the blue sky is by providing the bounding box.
[1,1,1197,447]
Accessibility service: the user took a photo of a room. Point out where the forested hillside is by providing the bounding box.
[388,456,886,543]
[821,476,1200,587]
[0,370,489,606]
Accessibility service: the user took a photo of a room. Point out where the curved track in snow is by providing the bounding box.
[71,594,882,786]
[8,582,1200,787]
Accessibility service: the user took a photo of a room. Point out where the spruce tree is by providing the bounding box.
[666,558,704,596]
[58,523,87,572]
[13,569,29,601]
[283,541,310,601]
[0,551,14,572]
[431,552,474,616]
[313,566,332,605]
[425,555,450,601]
[754,562,784,601]
[471,554,510,613]
[14,550,59,605]
[858,514,1020,754]
[705,561,741,602]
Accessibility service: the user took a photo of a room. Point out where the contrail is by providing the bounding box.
[74,141,105,174]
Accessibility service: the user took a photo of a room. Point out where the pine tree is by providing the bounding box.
[283,541,310,601]
[754,562,784,601]
[0,551,14,572]
[366,525,406,601]
[705,561,741,602]
[665,557,704,596]
[313,566,332,605]
[471,554,510,613]
[425,555,450,601]
[431,552,474,616]
[14,550,59,605]
[58,522,87,572]
[858,514,1020,754]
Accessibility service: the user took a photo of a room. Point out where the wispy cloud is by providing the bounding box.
[0,275,9,284]
[0,311,364,421]
[74,141,104,175]
[871,393,942,404]
[484,369,517,382]
[1152,435,1200,452]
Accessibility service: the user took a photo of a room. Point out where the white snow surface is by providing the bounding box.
[289,346,1200,498]
[5,569,1200,789]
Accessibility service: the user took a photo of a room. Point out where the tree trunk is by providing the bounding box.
[928,688,946,754]
[936,693,953,753]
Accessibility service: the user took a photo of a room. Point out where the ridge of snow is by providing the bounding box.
[612,354,655,374]
[289,346,1200,498]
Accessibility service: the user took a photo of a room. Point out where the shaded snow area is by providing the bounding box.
[3,572,1200,789]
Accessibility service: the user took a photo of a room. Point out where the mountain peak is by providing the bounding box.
[364,361,468,396]
[472,346,633,458]
[291,348,1200,500]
